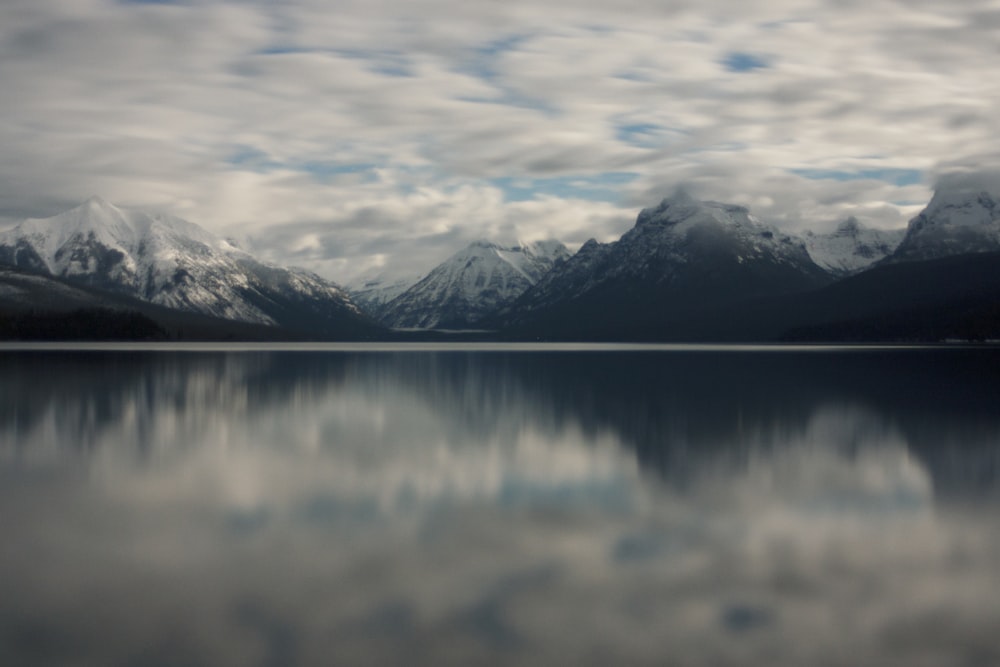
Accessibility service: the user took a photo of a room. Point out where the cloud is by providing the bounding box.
[1,0,998,277]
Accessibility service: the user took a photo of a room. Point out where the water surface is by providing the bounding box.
[1,345,999,665]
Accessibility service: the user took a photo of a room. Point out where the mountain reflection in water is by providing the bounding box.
[1,347,999,666]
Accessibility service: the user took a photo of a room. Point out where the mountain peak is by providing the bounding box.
[379,237,570,329]
[924,187,998,222]
[663,186,698,206]
[635,188,753,230]
[518,239,569,259]
[77,196,123,218]
[83,194,112,207]
[887,180,1000,263]
[635,188,701,227]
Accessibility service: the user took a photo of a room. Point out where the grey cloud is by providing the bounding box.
[1,0,998,278]
[931,168,1000,193]
[243,184,631,281]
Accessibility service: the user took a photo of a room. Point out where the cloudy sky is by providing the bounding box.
[1,0,998,282]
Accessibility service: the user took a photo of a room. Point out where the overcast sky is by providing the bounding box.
[2,0,999,282]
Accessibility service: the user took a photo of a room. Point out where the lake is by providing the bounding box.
[1,344,999,666]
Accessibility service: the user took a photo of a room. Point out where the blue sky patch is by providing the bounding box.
[226,147,378,181]
[254,46,309,56]
[615,123,686,149]
[455,34,555,113]
[252,46,414,77]
[475,34,532,63]
[616,123,662,148]
[462,34,532,85]
[336,49,415,77]
[791,168,922,187]
[612,70,653,83]
[298,162,378,178]
[491,172,638,203]
[371,63,413,78]
[722,52,770,72]
[226,146,280,171]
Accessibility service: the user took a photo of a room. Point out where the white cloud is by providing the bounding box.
[1,0,999,279]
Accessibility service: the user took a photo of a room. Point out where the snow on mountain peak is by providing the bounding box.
[922,187,999,226]
[520,239,569,259]
[805,218,904,275]
[83,194,114,209]
[501,191,833,333]
[635,189,754,232]
[889,182,1000,262]
[625,191,810,269]
[378,238,570,329]
[0,197,367,331]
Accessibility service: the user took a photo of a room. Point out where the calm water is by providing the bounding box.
[1,345,999,666]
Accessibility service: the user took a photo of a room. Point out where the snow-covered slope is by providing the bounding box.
[888,186,1000,263]
[381,239,570,329]
[0,196,373,336]
[502,189,831,333]
[804,218,904,276]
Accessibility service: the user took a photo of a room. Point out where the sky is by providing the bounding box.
[1,0,999,283]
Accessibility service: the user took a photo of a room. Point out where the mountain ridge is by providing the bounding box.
[378,238,570,329]
[496,189,834,337]
[0,197,378,338]
[3,181,999,342]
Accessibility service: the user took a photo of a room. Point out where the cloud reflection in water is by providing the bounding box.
[1,348,999,666]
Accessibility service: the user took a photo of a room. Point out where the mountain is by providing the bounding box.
[498,190,832,339]
[0,264,321,340]
[888,186,1000,263]
[0,196,377,338]
[775,252,1000,341]
[773,251,1000,342]
[378,239,570,329]
[804,217,904,276]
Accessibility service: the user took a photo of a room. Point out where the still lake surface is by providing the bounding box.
[1,344,999,666]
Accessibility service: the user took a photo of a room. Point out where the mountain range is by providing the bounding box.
[491,186,999,341]
[0,196,377,339]
[494,190,834,337]
[1,183,999,342]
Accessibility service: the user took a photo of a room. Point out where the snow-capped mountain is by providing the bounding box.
[380,239,570,329]
[804,217,904,276]
[888,186,1000,263]
[500,189,831,336]
[0,196,374,336]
